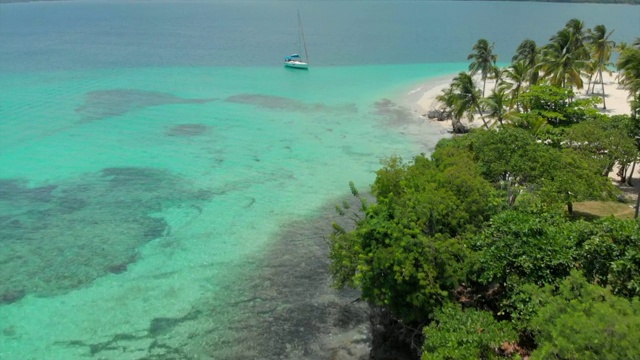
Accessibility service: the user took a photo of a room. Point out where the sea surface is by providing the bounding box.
[1,1,639,359]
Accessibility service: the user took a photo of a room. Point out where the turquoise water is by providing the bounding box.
[1,1,639,359]
[0,63,464,358]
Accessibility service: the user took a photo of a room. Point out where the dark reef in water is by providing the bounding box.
[75,89,217,122]
[198,193,376,359]
[374,98,415,126]
[165,123,211,137]
[0,168,213,304]
[225,93,358,113]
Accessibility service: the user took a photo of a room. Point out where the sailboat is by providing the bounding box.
[284,11,309,70]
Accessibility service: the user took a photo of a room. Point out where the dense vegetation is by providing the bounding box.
[330,20,640,359]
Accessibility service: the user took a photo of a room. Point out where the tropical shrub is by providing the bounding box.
[422,305,517,360]
[527,272,640,360]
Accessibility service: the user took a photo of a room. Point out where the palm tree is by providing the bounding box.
[489,64,505,93]
[586,24,616,109]
[503,61,528,110]
[513,39,539,85]
[511,113,549,136]
[616,41,630,54]
[481,87,511,127]
[451,72,490,129]
[468,39,497,97]
[615,42,630,84]
[564,18,587,54]
[436,85,467,133]
[583,60,598,95]
[538,28,588,90]
[616,47,640,118]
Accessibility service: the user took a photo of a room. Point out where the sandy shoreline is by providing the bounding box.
[411,71,633,130]
[406,70,639,189]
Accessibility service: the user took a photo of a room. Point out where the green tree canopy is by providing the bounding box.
[422,305,517,360]
[330,151,498,322]
[528,271,640,360]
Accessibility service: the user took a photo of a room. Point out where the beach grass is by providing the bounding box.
[571,200,637,219]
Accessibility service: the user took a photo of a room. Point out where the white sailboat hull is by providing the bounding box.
[284,11,309,70]
[284,60,308,70]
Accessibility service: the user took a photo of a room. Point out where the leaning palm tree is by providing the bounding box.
[451,72,490,129]
[468,39,497,97]
[513,39,539,85]
[586,24,616,109]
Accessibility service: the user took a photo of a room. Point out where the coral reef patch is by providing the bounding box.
[225,94,357,113]
[75,89,217,122]
[0,168,212,304]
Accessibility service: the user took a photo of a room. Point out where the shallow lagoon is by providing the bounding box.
[1,1,639,358]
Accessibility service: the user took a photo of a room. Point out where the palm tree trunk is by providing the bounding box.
[480,116,490,129]
[451,117,467,134]
[482,77,487,97]
[475,105,489,129]
[635,188,639,220]
[599,70,607,109]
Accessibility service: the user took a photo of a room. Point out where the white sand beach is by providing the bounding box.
[414,71,633,130]
[410,70,639,194]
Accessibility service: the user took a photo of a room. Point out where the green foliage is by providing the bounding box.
[579,217,640,298]
[422,305,517,360]
[509,112,551,136]
[518,85,601,125]
[470,211,579,325]
[330,21,640,358]
[564,115,639,173]
[536,148,618,212]
[455,127,550,184]
[328,227,360,289]
[329,153,498,321]
[448,127,618,211]
[610,114,640,149]
[519,85,571,124]
[617,46,640,115]
[474,211,578,287]
[370,156,405,200]
[527,271,640,360]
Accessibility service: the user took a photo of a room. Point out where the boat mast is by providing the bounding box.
[298,10,309,64]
